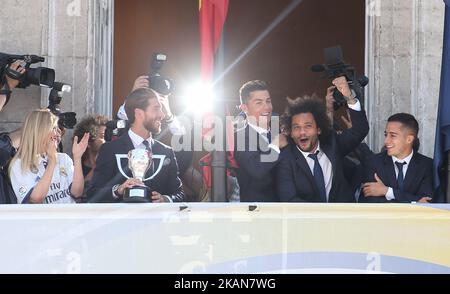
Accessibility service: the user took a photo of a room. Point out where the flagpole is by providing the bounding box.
[447,151,450,203]
[211,26,227,202]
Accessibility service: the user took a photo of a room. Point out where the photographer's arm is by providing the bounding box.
[333,77,370,156]
[8,128,22,150]
[0,61,25,111]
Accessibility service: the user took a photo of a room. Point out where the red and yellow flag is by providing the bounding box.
[199,0,229,81]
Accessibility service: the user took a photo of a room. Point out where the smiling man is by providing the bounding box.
[276,77,369,203]
[361,113,433,203]
[87,88,185,203]
[234,80,288,202]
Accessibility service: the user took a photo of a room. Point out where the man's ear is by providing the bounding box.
[406,134,415,145]
[239,104,247,113]
[134,108,144,122]
[318,128,322,135]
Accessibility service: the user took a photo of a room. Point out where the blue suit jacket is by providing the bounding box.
[360,151,433,203]
[234,124,280,202]
[87,133,185,203]
[276,109,369,203]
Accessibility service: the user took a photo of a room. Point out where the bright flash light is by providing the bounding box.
[182,81,215,115]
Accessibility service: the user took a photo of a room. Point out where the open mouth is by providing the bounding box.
[299,138,309,144]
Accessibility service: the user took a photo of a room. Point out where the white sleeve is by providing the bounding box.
[168,117,186,136]
[385,187,395,201]
[9,160,40,204]
[61,153,74,183]
[347,99,362,111]
[268,144,280,154]
[117,103,128,120]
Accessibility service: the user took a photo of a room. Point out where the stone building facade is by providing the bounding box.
[0,0,445,157]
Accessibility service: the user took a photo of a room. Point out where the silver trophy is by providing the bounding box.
[115,150,166,203]
[124,149,152,203]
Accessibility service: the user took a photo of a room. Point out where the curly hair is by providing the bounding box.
[73,115,109,143]
[281,96,332,144]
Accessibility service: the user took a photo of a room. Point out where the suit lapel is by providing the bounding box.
[403,153,419,191]
[293,146,320,196]
[246,125,270,152]
[383,153,398,189]
[319,142,336,200]
[118,133,135,177]
[321,143,336,174]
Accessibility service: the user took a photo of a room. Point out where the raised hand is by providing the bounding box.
[72,133,90,161]
[132,75,150,92]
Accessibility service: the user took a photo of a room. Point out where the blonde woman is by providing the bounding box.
[9,109,89,204]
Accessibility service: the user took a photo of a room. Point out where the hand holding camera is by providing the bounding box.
[4,61,26,90]
[131,75,150,92]
[311,46,368,110]
[332,76,357,105]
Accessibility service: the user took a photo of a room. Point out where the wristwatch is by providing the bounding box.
[112,184,123,199]
[345,90,357,105]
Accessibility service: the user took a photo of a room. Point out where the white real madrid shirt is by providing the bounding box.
[10,153,76,204]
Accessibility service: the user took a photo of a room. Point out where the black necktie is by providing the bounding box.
[266,131,272,144]
[308,152,327,202]
[395,161,406,192]
[142,140,154,177]
[142,140,152,152]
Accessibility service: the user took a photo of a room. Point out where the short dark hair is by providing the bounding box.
[239,80,268,104]
[387,113,420,151]
[125,88,158,124]
[282,97,332,144]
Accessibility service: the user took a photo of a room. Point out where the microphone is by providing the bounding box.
[310,64,326,72]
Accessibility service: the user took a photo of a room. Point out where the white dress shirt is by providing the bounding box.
[297,143,333,201]
[128,129,154,150]
[385,151,414,200]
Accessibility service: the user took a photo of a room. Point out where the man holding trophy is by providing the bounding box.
[87,88,185,203]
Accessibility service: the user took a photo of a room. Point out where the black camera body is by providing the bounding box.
[311,46,369,110]
[48,82,77,129]
[0,52,55,89]
[149,53,173,96]
[105,119,129,142]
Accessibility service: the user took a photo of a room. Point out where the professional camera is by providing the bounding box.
[149,53,173,96]
[105,119,129,142]
[0,52,55,89]
[48,82,77,129]
[311,46,369,110]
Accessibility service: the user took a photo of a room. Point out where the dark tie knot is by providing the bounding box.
[142,140,152,151]
[395,161,406,170]
[308,151,320,161]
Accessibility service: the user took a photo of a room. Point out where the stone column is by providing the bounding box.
[366,0,445,157]
[0,0,114,151]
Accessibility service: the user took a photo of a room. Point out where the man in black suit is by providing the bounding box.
[87,88,185,203]
[276,77,369,202]
[361,113,433,203]
[234,80,287,202]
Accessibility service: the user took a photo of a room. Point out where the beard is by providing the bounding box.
[296,137,319,153]
[144,118,161,135]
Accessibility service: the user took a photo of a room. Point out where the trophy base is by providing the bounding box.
[123,186,151,203]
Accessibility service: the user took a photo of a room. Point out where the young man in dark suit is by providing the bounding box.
[276,77,369,203]
[361,113,433,203]
[234,80,288,202]
[87,88,185,203]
